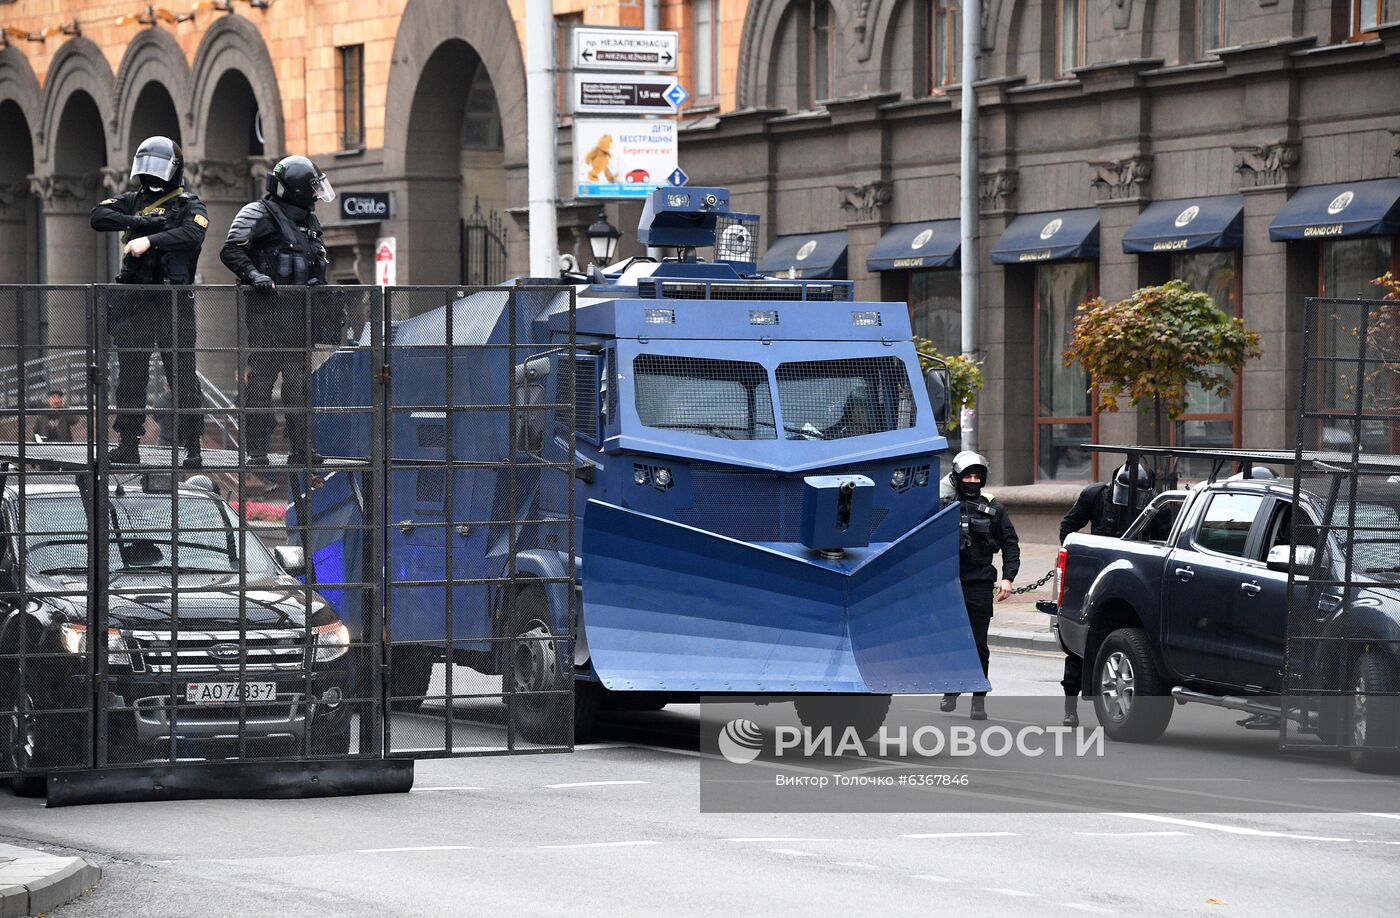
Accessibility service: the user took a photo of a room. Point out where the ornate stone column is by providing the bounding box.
[30,172,103,347]
[185,158,260,392]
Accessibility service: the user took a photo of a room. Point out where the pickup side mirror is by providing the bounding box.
[274,545,307,577]
[1266,543,1315,574]
[924,367,951,432]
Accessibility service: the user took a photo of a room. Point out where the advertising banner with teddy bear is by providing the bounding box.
[574,119,680,199]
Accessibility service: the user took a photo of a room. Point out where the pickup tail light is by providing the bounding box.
[1055,547,1068,608]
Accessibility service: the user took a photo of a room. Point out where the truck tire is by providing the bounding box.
[1348,651,1400,775]
[1,662,76,797]
[505,585,572,745]
[1092,628,1173,743]
[388,647,434,713]
[794,695,892,741]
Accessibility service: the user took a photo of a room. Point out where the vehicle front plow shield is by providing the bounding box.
[580,500,989,694]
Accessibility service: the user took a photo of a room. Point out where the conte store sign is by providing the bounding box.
[340,191,393,221]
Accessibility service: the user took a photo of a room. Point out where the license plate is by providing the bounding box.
[185,682,277,705]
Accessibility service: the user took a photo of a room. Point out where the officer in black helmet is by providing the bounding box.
[1056,461,1154,726]
[90,135,209,468]
[220,155,336,466]
[938,450,1020,720]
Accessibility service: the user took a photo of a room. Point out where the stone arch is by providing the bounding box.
[114,28,191,156]
[188,14,284,161]
[37,37,115,169]
[382,0,526,282]
[0,47,42,312]
[737,0,855,110]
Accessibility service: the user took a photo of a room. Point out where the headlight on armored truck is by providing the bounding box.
[313,621,350,663]
[58,622,131,666]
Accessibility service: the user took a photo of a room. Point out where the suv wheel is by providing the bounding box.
[1,665,64,797]
[794,695,892,741]
[1092,628,1173,743]
[1348,651,1400,775]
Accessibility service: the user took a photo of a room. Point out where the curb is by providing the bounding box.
[0,844,101,918]
[987,626,1059,653]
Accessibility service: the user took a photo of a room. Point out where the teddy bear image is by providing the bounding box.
[584,134,617,182]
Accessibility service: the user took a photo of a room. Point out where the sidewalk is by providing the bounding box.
[987,541,1061,652]
[0,842,101,918]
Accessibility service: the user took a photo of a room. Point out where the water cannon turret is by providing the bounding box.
[638,187,759,272]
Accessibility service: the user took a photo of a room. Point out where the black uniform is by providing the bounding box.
[90,187,209,445]
[1057,482,1132,697]
[942,490,1021,696]
[219,197,332,460]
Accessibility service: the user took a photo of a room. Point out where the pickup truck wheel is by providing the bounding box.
[1,663,74,797]
[388,647,434,713]
[1092,629,1173,743]
[1348,651,1400,775]
[794,695,892,741]
[505,585,571,745]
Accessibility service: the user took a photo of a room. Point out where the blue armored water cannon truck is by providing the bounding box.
[302,188,989,740]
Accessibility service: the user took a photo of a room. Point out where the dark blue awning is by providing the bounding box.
[1269,179,1400,241]
[1122,195,1244,254]
[758,231,848,279]
[867,220,960,271]
[990,209,1099,265]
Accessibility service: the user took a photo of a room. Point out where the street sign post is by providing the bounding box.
[375,236,396,286]
[574,73,689,115]
[572,27,678,72]
[574,119,679,198]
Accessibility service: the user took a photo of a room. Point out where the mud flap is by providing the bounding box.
[581,500,990,694]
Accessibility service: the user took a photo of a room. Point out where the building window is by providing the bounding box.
[1315,238,1398,452]
[930,0,960,91]
[1352,0,1394,38]
[556,12,584,117]
[694,0,721,101]
[336,45,365,150]
[908,269,962,450]
[1170,251,1241,478]
[1197,0,1228,57]
[1057,0,1085,76]
[810,1,834,104]
[1035,262,1097,481]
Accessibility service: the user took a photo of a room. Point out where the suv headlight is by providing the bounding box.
[313,621,350,663]
[58,623,131,667]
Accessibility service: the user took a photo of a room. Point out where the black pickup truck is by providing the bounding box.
[1048,473,1400,773]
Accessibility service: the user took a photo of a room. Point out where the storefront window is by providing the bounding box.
[1036,262,1096,480]
[909,270,961,450]
[1318,238,1396,453]
[1171,251,1240,479]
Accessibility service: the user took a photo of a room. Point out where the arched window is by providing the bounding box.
[809,0,834,103]
[930,0,960,91]
[1057,0,1086,77]
[1197,0,1229,58]
[693,0,721,102]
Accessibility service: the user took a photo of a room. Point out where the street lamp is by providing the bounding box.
[586,210,622,266]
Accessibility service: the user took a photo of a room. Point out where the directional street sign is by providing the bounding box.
[667,167,688,187]
[574,73,689,115]
[573,27,678,72]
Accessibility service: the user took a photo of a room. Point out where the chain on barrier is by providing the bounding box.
[1011,569,1055,595]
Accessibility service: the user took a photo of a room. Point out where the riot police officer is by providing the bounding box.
[938,451,1020,720]
[220,155,336,466]
[90,136,209,467]
[1056,463,1153,726]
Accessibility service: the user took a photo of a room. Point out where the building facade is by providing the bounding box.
[1,0,1397,486]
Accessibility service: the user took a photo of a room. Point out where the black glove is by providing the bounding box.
[248,273,276,292]
[128,215,166,235]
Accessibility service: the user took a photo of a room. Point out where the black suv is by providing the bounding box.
[0,476,352,790]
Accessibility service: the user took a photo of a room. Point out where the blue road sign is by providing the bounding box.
[664,82,690,109]
[667,167,688,187]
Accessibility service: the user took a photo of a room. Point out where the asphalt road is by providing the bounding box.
[3,647,1399,918]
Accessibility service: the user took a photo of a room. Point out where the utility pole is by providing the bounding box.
[959,0,980,453]
[526,0,558,277]
[644,0,659,31]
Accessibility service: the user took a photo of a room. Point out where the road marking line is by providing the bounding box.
[355,846,475,854]
[1111,813,1355,842]
[833,861,879,869]
[1073,831,1192,837]
[910,875,956,883]
[544,780,652,789]
[537,840,660,850]
[1359,812,1400,820]
[767,848,820,857]
[411,786,486,792]
[1061,903,1115,914]
[984,888,1038,897]
[1298,778,1398,783]
[900,832,1020,839]
[722,837,834,843]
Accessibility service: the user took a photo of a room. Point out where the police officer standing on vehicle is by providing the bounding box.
[90,136,209,468]
[1056,462,1153,726]
[220,155,335,466]
[939,451,1020,720]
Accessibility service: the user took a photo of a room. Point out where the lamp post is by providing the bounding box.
[586,210,622,266]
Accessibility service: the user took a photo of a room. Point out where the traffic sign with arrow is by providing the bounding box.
[574,74,690,115]
[573,27,679,73]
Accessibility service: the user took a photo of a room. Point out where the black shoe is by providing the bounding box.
[970,698,987,721]
[108,439,141,465]
[1237,712,1281,730]
[939,694,957,713]
[287,451,323,467]
[1063,697,1080,728]
[181,443,203,470]
[247,454,270,468]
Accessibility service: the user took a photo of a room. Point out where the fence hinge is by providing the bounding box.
[378,364,391,383]
[88,363,103,387]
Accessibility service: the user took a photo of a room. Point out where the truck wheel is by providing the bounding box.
[1348,651,1400,775]
[793,695,892,741]
[389,647,434,713]
[1092,628,1173,743]
[505,585,571,745]
[1,664,70,797]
